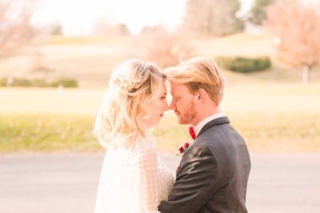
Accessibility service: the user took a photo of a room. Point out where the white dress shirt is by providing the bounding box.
[194,112,226,136]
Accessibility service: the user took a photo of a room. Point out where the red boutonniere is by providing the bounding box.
[176,142,190,157]
[177,127,197,171]
[176,142,189,171]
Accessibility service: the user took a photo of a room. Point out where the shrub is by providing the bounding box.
[32,79,50,87]
[10,78,32,87]
[0,78,6,86]
[215,56,271,73]
[0,77,78,88]
[51,78,78,88]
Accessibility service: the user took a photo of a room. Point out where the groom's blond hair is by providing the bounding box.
[164,57,226,105]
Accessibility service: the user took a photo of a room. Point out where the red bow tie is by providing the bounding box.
[189,127,196,140]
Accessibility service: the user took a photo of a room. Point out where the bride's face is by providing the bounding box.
[143,80,169,128]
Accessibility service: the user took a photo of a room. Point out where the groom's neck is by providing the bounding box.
[192,106,222,127]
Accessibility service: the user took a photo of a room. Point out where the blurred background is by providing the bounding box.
[0,0,319,153]
[1,1,320,213]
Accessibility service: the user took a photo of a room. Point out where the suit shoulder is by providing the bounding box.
[183,143,218,163]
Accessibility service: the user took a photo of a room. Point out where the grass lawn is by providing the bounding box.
[0,33,319,154]
[0,83,319,154]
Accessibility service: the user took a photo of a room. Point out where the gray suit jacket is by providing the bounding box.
[159,117,251,213]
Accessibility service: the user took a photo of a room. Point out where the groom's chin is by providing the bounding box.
[175,114,187,124]
[177,118,187,125]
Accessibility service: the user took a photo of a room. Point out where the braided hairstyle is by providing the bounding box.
[111,61,150,94]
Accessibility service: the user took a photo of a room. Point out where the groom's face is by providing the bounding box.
[169,82,197,125]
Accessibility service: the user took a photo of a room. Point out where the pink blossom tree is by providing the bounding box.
[266,0,320,83]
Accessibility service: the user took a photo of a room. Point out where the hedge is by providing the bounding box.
[0,77,78,88]
[215,56,271,73]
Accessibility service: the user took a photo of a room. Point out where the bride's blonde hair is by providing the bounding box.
[94,59,165,149]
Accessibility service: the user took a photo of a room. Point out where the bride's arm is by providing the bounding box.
[135,144,161,213]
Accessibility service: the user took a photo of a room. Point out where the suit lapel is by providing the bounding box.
[197,116,230,138]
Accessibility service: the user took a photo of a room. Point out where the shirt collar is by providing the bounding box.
[194,112,226,136]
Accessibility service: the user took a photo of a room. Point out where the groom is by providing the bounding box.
[159,57,251,213]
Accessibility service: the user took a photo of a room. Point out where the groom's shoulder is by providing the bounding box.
[183,142,216,162]
[197,116,231,137]
[195,117,244,147]
[192,117,228,144]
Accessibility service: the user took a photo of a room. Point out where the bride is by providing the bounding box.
[93,59,174,213]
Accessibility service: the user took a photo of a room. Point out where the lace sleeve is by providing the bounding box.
[94,138,171,213]
[133,145,161,213]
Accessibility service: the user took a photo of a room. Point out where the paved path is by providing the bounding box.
[0,153,319,213]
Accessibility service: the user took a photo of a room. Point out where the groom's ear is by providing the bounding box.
[195,88,206,104]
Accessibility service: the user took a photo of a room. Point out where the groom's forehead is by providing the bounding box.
[170,83,189,93]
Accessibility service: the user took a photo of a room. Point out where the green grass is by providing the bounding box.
[0,83,319,154]
[228,111,320,153]
[1,110,319,154]
[154,111,320,153]
[0,113,101,153]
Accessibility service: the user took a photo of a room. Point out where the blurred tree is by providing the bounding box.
[93,15,131,36]
[140,24,167,35]
[249,0,274,25]
[50,20,63,35]
[116,23,130,36]
[138,32,196,69]
[266,0,320,84]
[0,0,40,58]
[93,22,131,36]
[183,0,244,37]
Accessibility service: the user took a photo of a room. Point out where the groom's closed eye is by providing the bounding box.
[172,96,180,101]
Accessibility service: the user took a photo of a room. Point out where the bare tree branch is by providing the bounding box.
[183,0,244,37]
[0,0,40,58]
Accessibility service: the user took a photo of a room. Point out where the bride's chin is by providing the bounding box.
[153,120,161,127]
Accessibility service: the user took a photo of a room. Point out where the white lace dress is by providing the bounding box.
[94,137,174,213]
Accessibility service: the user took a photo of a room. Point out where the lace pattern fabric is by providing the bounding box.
[94,137,174,213]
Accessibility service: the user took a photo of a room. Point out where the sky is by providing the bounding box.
[34,0,254,35]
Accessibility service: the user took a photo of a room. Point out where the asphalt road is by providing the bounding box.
[0,153,319,213]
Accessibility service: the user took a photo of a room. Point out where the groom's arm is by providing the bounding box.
[158,144,219,213]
